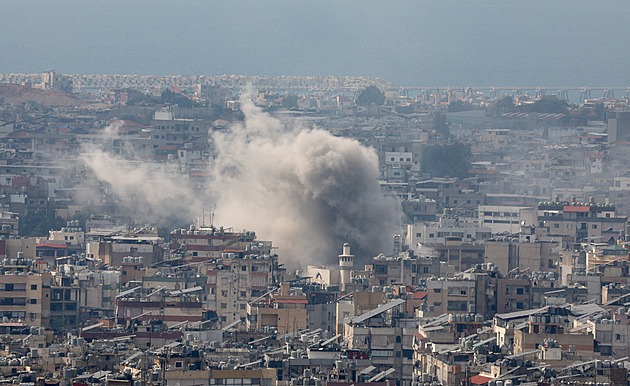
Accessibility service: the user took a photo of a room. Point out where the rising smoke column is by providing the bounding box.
[79,96,402,267]
[80,121,206,224]
[211,95,402,266]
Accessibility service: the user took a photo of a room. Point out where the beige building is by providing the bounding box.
[165,369,277,386]
[424,277,483,317]
[485,240,559,275]
[5,238,36,260]
[513,317,594,356]
[206,253,278,327]
[247,283,307,334]
[0,270,51,327]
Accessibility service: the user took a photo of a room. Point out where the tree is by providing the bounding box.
[19,211,65,237]
[494,96,515,114]
[592,102,605,121]
[432,111,450,136]
[519,96,568,114]
[126,92,157,106]
[356,86,385,106]
[281,94,298,109]
[161,90,196,108]
[395,105,414,114]
[421,142,471,179]
[447,100,479,113]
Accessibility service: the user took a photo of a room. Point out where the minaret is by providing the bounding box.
[339,242,354,292]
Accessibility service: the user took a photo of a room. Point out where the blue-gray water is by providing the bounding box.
[2,0,630,87]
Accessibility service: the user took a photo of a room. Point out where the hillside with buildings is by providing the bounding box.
[0,72,628,385]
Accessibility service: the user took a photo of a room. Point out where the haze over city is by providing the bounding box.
[2,1,630,386]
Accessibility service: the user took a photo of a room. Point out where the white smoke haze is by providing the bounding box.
[79,121,206,223]
[211,93,402,266]
[80,94,402,267]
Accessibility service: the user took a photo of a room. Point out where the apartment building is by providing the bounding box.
[206,252,278,327]
[0,264,50,327]
[246,283,307,334]
[537,200,627,244]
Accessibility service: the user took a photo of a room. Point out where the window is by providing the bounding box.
[242,265,247,271]
[592,224,597,229]
[416,233,421,237]
[221,303,227,309]
[433,288,441,293]
[240,291,247,297]
[447,300,468,311]
[30,299,37,304]
[554,224,559,228]
[30,285,37,290]
[374,265,388,274]
[516,288,524,295]
[429,234,434,238]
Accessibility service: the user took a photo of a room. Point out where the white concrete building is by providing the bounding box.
[478,205,532,234]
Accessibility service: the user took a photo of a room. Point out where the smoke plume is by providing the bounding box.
[211,94,401,266]
[80,121,205,223]
[80,93,402,267]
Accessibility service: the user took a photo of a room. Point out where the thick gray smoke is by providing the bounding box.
[211,95,401,266]
[80,94,402,267]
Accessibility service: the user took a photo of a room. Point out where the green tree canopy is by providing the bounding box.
[421,142,471,179]
[161,90,197,108]
[432,111,450,136]
[494,95,515,113]
[494,95,569,115]
[281,94,298,109]
[19,211,65,237]
[356,86,385,106]
[519,96,569,114]
[447,100,480,113]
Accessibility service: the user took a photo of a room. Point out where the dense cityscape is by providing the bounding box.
[0,69,627,386]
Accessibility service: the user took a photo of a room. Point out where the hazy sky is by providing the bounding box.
[2,0,630,86]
